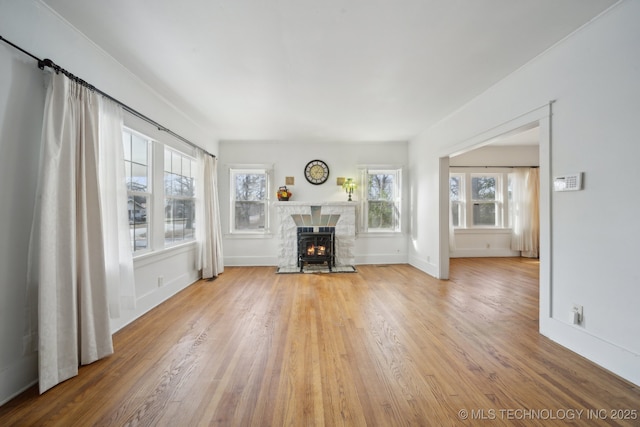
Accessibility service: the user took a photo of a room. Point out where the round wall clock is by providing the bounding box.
[304,159,330,185]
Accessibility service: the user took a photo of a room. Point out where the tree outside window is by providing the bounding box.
[164,148,196,246]
[449,172,505,228]
[471,175,497,226]
[230,169,269,232]
[450,174,463,227]
[365,169,401,232]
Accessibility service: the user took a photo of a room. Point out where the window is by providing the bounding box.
[450,172,506,228]
[450,174,463,227]
[164,148,196,246]
[123,129,151,252]
[471,174,499,226]
[123,128,198,254]
[230,168,269,233]
[364,168,402,232]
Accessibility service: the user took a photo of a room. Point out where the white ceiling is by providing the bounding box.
[42,0,616,143]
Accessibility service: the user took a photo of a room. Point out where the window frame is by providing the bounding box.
[229,167,271,235]
[469,173,502,228]
[362,167,402,234]
[449,173,465,228]
[163,147,197,248]
[123,126,199,257]
[450,170,509,229]
[123,128,152,254]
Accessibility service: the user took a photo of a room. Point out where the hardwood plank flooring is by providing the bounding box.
[1,259,639,426]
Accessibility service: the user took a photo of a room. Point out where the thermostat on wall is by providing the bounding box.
[554,173,583,191]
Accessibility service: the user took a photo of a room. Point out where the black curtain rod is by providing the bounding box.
[1,35,214,158]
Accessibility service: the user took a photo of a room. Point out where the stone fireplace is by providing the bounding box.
[275,201,356,269]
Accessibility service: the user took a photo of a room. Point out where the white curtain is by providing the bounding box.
[31,72,134,393]
[196,149,224,278]
[510,167,540,258]
[98,98,136,316]
[449,204,456,252]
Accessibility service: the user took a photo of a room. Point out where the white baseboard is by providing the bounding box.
[541,317,640,387]
[450,248,520,258]
[355,253,408,265]
[223,256,278,266]
[408,254,439,278]
[110,271,200,333]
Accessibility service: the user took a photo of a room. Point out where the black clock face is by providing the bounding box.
[304,160,329,185]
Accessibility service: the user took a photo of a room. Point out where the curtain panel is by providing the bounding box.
[196,150,224,278]
[30,73,135,393]
[510,167,540,258]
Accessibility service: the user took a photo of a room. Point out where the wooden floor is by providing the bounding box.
[1,259,638,426]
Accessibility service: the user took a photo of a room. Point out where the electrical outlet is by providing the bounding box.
[158,276,164,287]
[572,304,583,325]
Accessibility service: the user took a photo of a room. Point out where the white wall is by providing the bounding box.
[0,0,217,404]
[409,0,640,386]
[219,140,409,266]
[0,44,44,406]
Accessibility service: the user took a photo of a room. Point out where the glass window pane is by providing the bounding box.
[471,176,496,200]
[124,160,133,190]
[451,203,460,227]
[184,199,195,239]
[131,134,147,164]
[182,157,191,178]
[128,195,148,251]
[450,176,460,201]
[131,163,148,192]
[235,174,266,201]
[172,152,182,175]
[122,131,131,162]
[368,174,394,201]
[174,200,185,241]
[368,201,395,229]
[473,203,496,226]
[183,176,195,197]
[235,201,265,229]
[164,172,175,197]
[164,149,172,173]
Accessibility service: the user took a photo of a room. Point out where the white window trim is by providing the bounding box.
[229,166,272,235]
[450,169,511,230]
[124,126,199,258]
[164,147,197,248]
[360,166,403,234]
[123,127,153,255]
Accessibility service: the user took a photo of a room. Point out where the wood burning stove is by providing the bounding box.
[297,227,335,272]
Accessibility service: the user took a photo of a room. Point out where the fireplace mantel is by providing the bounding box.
[275,202,356,268]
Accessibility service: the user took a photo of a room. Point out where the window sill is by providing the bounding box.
[454,228,512,234]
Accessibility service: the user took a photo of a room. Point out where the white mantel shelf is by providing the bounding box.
[274,201,357,268]
[273,201,356,206]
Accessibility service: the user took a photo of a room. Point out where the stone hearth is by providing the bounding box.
[275,201,356,268]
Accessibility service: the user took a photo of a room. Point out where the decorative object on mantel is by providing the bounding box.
[336,177,345,186]
[277,186,292,201]
[342,178,357,201]
[304,159,330,185]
